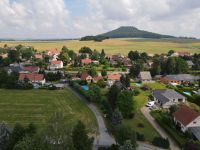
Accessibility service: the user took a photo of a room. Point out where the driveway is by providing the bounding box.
[65,84,116,148]
[141,107,180,150]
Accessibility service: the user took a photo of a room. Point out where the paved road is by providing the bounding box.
[65,84,116,148]
[141,107,180,150]
[137,142,167,150]
[66,84,170,150]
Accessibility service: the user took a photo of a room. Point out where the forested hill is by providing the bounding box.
[97,26,175,39]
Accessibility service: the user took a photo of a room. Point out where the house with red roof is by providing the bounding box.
[21,66,39,73]
[50,60,63,70]
[19,73,45,85]
[173,105,200,132]
[81,58,92,65]
[93,76,103,83]
[80,72,93,82]
[107,73,121,87]
[34,54,43,59]
[46,49,60,61]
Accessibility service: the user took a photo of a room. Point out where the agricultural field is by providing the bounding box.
[1,38,200,54]
[0,89,97,132]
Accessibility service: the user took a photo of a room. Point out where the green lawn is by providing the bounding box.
[122,82,167,142]
[0,89,97,133]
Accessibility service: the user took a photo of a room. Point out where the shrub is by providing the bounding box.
[137,123,144,128]
[136,132,145,141]
[133,89,140,96]
[152,137,170,149]
[97,79,107,88]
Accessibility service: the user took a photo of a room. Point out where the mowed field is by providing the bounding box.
[1,38,200,54]
[0,89,97,132]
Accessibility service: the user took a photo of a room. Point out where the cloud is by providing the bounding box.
[0,0,200,38]
[0,0,70,39]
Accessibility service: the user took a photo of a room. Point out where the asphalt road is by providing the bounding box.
[65,84,116,148]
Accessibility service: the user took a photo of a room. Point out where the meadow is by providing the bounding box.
[0,89,97,132]
[1,38,200,54]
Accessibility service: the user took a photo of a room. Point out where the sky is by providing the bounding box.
[0,0,200,39]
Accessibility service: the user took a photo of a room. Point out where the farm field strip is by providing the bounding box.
[1,38,200,54]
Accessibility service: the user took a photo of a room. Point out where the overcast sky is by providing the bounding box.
[0,0,200,39]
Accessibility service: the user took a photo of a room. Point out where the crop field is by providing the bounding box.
[1,38,200,54]
[0,89,97,132]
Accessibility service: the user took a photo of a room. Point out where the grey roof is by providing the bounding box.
[152,89,185,104]
[139,71,152,80]
[165,74,199,81]
[189,127,200,141]
[186,60,194,66]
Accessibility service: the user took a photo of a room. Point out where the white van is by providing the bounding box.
[146,101,155,107]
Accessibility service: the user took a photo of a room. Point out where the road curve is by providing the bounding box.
[65,84,116,148]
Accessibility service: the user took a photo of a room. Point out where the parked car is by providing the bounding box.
[146,101,155,107]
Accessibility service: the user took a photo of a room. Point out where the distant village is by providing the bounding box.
[0,44,200,149]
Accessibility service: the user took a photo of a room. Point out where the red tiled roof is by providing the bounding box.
[81,58,92,65]
[80,72,91,80]
[22,66,39,72]
[107,74,121,80]
[173,105,200,126]
[93,76,103,81]
[178,52,190,56]
[19,73,44,81]
[46,49,59,56]
[34,54,43,59]
[51,60,62,65]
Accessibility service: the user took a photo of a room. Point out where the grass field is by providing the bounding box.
[1,38,200,54]
[0,89,97,132]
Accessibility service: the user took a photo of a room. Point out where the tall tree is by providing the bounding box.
[115,125,137,148]
[45,111,74,150]
[108,84,121,110]
[151,58,161,76]
[117,91,134,118]
[72,121,93,150]
[111,109,123,127]
[8,50,20,62]
[100,49,106,58]
[119,140,135,150]
[0,122,11,150]
[88,84,101,102]
[8,123,26,150]
[128,51,140,61]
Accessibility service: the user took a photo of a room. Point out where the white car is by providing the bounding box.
[146,101,155,107]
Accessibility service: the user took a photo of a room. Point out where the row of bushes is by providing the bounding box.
[151,111,187,147]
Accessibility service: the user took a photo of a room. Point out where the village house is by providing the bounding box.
[160,74,199,85]
[138,71,153,83]
[46,49,60,61]
[107,73,121,87]
[122,57,132,67]
[50,60,63,70]
[152,89,186,108]
[21,66,39,73]
[80,72,93,82]
[171,52,191,57]
[81,58,92,65]
[145,60,154,69]
[19,73,45,85]
[186,60,194,68]
[93,76,103,83]
[34,54,43,59]
[173,105,200,133]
